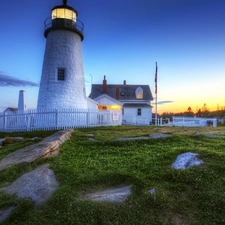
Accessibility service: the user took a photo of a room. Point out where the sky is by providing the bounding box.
[0,0,225,114]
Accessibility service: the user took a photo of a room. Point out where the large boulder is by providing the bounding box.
[0,129,73,171]
[171,152,204,170]
[0,164,58,207]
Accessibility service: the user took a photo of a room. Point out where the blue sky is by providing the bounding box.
[0,0,225,113]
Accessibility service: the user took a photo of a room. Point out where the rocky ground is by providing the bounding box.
[0,130,214,223]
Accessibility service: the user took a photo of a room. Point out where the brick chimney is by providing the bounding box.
[103,75,107,94]
[116,86,120,100]
[123,80,126,85]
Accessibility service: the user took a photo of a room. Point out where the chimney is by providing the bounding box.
[103,75,107,94]
[123,80,126,85]
[18,90,25,112]
[116,86,120,100]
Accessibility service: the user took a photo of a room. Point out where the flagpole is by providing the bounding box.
[155,62,158,125]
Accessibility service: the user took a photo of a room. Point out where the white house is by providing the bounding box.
[90,76,153,125]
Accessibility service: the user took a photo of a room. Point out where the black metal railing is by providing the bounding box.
[44,17,84,32]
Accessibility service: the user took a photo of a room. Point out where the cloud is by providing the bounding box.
[0,73,39,87]
[152,101,173,105]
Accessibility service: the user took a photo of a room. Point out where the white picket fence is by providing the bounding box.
[0,109,122,132]
[172,116,217,127]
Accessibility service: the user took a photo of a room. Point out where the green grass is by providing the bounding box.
[0,126,225,225]
[0,130,58,160]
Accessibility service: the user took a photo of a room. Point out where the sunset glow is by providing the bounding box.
[0,0,224,113]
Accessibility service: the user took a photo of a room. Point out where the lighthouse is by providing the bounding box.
[17,90,26,112]
[37,0,87,109]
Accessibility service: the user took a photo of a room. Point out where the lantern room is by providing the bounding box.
[52,0,77,23]
[52,6,77,22]
[44,0,84,40]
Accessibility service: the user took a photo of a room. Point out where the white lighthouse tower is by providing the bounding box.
[37,0,87,109]
[17,90,26,112]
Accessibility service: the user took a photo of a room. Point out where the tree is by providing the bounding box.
[187,106,192,113]
[197,109,201,117]
[202,103,209,112]
[201,103,210,117]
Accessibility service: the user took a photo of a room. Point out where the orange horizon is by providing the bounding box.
[153,102,225,115]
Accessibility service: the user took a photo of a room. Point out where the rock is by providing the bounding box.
[2,137,24,145]
[0,138,5,145]
[85,185,132,202]
[0,164,58,207]
[117,136,149,141]
[0,129,73,171]
[171,152,204,170]
[149,133,172,139]
[0,206,15,223]
[31,137,38,141]
[116,133,172,141]
[89,138,97,141]
[194,132,225,138]
[148,188,156,195]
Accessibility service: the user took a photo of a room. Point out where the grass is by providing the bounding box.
[0,126,225,225]
[0,130,58,160]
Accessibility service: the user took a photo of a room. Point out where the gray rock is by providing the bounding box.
[0,129,73,171]
[148,188,156,195]
[0,138,5,145]
[117,133,172,141]
[31,137,38,141]
[194,132,225,138]
[89,138,97,141]
[117,136,149,141]
[172,152,204,170]
[149,133,172,139]
[0,164,58,207]
[0,206,15,223]
[85,185,132,202]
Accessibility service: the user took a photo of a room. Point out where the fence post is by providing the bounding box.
[3,112,7,132]
[55,109,58,129]
[27,113,31,131]
[86,110,89,127]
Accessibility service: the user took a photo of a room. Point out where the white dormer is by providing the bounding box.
[135,87,143,99]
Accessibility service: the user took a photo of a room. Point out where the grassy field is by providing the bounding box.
[0,126,225,225]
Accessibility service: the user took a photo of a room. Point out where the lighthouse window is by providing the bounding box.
[57,68,65,81]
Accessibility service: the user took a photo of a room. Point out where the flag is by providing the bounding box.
[155,62,158,94]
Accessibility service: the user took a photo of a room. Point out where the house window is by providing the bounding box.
[138,90,142,98]
[57,68,65,81]
[137,108,142,116]
[135,87,143,99]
